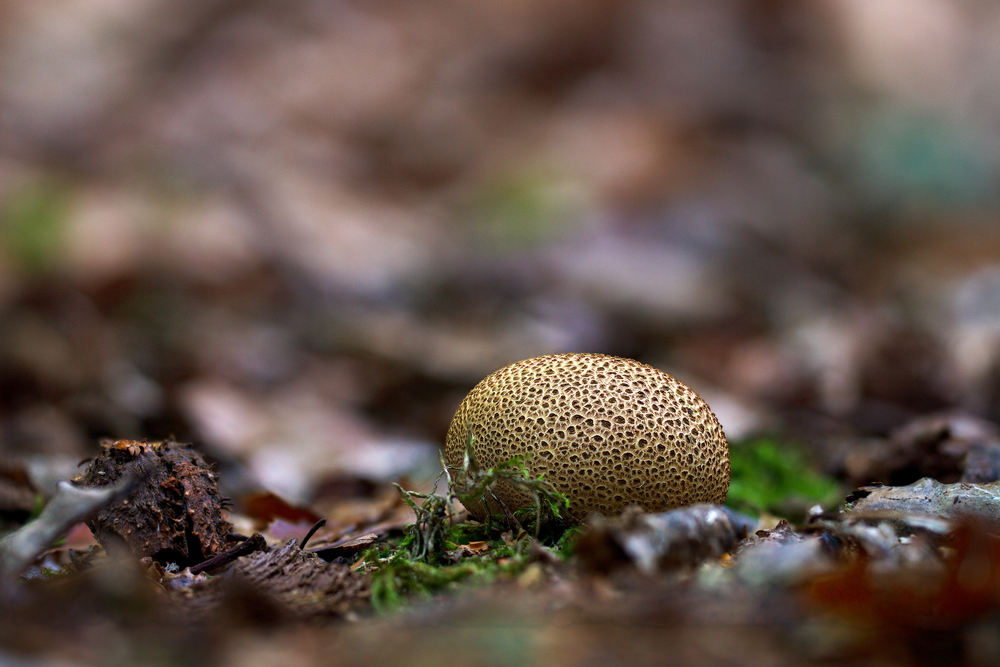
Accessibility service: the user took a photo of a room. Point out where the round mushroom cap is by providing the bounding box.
[444,353,730,523]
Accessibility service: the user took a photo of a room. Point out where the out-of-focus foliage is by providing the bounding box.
[846,106,998,211]
[0,0,998,552]
[0,177,69,275]
[467,170,584,253]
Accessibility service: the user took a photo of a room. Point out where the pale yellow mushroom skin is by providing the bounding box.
[444,353,730,523]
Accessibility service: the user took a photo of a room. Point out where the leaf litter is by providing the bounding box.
[6,1,1000,664]
[2,415,1000,667]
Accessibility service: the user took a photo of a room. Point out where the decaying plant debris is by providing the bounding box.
[845,477,1000,529]
[837,413,1000,488]
[0,475,136,581]
[73,439,233,565]
[0,441,377,628]
[3,408,1000,665]
[4,429,1000,667]
[576,504,754,575]
[166,537,371,621]
[443,434,572,536]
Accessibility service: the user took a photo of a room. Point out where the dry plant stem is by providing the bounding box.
[393,472,453,562]
[393,441,569,565]
[458,436,521,533]
[451,434,566,537]
[0,471,145,581]
[300,518,327,550]
[189,532,268,575]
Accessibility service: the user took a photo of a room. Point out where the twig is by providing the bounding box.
[189,532,267,575]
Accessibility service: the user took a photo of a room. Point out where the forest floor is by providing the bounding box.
[4,1,1000,665]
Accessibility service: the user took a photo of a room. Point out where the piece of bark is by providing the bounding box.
[308,532,380,563]
[844,477,1000,530]
[73,440,233,566]
[165,537,370,621]
[227,539,370,619]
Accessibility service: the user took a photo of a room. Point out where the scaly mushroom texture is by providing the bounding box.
[444,353,730,523]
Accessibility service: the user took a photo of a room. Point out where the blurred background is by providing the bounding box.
[2,0,1000,503]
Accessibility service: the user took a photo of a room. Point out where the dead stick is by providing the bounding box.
[189,532,267,575]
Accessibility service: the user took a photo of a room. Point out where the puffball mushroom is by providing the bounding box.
[444,353,730,523]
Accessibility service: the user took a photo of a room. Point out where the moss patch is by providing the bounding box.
[725,438,842,518]
[364,449,575,612]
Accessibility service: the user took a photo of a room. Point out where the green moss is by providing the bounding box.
[725,438,842,517]
[371,436,839,612]
[366,448,574,612]
[446,434,571,536]
[368,549,507,612]
[0,177,71,275]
